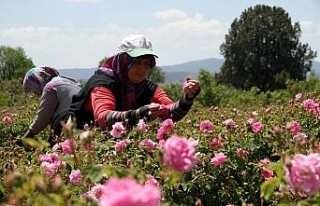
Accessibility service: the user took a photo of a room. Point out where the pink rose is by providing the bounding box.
[287,120,300,134]
[295,93,302,101]
[209,137,223,149]
[223,118,235,129]
[293,132,307,143]
[110,122,125,138]
[2,116,12,125]
[285,153,320,196]
[163,135,197,172]
[115,139,130,153]
[69,169,82,185]
[251,121,263,133]
[139,139,156,151]
[99,177,161,206]
[210,152,227,167]
[199,120,214,132]
[61,138,77,154]
[137,119,147,133]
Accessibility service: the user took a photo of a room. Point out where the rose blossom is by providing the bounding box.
[295,93,302,101]
[110,122,125,138]
[293,132,307,143]
[2,116,12,125]
[285,153,320,196]
[163,135,197,172]
[211,152,227,167]
[61,138,77,154]
[287,120,300,134]
[209,137,223,149]
[251,121,263,133]
[137,119,147,133]
[69,169,82,185]
[99,177,161,206]
[199,120,214,132]
[115,139,130,153]
[139,139,156,151]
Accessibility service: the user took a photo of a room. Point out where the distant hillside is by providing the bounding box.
[58,58,320,83]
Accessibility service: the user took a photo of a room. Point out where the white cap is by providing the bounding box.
[117,34,158,57]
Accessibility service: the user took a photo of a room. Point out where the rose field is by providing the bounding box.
[1,78,320,206]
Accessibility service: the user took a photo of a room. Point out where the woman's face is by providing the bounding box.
[128,57,152,83]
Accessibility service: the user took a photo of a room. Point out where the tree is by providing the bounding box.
[98,56,165,84]
[0,46,34,80]
[215,5,317,91]
[197,69,217,106]
[148,66,165,84]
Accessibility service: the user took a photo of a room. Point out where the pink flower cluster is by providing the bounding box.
[163,135,197,172]
[38,153,65,177]
[285,153,320,196]
[98,177,161,206]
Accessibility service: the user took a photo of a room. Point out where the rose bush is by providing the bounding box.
[1,88,320,205]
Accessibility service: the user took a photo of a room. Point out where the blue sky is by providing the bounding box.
[1,0,319,69]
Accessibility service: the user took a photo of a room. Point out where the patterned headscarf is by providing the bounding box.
[97,53,155,110]
[23,66,60,94]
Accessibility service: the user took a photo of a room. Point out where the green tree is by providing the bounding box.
[98,56,165,84]
[197,69,217,107]
[148,66,165,84]
[0,46,34,80]
[216,4,317,91]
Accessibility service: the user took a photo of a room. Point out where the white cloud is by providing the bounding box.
[153,9,188,21]
[0,10,318,69]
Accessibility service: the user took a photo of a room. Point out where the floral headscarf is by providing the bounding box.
[23,66,60,94]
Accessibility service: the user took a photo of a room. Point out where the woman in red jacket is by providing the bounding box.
[71,34,200,130]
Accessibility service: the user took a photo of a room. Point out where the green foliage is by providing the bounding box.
[0,46,34,80]
[148,66,165,84]
[2,76,320,205]
[216,4,317,91]
[161,83,184,101]
[0,79,37,107]
[1,90,320,205]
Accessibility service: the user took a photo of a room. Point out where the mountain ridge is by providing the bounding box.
[58,58,320,83]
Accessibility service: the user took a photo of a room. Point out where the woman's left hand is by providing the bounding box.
[183,78,201,99]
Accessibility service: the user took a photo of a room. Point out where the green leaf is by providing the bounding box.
[261,177,280,200]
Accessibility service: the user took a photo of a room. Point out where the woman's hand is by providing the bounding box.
[146,103,162,121]
[183,78,201,99]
